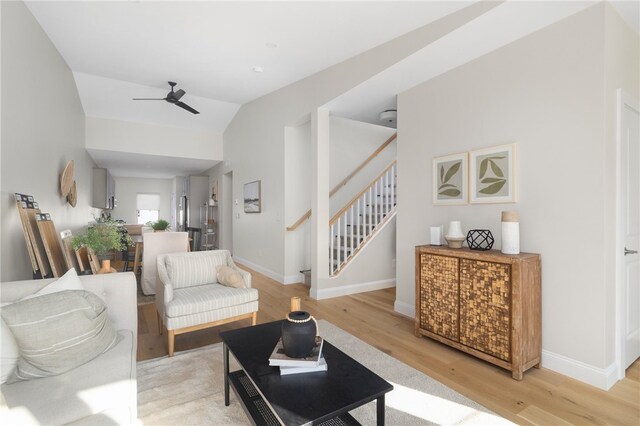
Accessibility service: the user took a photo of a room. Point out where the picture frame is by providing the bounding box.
[469,143,517,204]
[432,152,468,205]
[243,180,261,213]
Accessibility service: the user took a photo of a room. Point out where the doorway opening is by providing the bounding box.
[616,89,640,381]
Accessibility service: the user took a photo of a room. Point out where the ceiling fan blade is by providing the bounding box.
[132,98,167,101]
[173,89,186,101]
[175,101,200,114]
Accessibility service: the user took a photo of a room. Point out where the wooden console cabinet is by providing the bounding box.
[415,245,541,380]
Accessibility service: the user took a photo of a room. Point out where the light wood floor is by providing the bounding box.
[137,264,640,425]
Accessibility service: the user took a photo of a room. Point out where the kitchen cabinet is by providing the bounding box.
[92,168,116,209]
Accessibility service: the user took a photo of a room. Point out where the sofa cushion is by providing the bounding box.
[22,268,84,301]
[165,251,230,289]
[0,330,135,425]
[216,265,244,288]
[1,290,117,383]
[166,284,258,317]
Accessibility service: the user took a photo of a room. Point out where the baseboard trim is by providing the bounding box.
[394,300,415,319]
[283,274,303,285]
[233,256,285,285]
[541,350,618,390]
[314,279,395,300]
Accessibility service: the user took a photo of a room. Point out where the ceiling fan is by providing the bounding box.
[133,81,200,114]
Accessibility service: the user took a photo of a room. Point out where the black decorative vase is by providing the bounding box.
[466,229,494,251]
[281,311,317,358]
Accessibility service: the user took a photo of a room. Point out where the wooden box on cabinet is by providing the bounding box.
[415,245,541,380]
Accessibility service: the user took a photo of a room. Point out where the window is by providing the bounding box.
[137,193,160,225]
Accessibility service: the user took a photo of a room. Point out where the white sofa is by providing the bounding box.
[0,272,137,425]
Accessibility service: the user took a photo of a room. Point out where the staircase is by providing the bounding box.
[329,161,397,276]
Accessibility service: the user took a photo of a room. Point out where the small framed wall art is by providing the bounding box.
[243,180,261,213]
[432,152,468,205]
[469,143,516,204]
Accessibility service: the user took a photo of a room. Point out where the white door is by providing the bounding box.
[622,94,640,370]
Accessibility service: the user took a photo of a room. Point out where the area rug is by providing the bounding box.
[137,320,513,425]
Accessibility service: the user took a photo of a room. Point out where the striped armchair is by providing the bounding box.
[156,250,258,356]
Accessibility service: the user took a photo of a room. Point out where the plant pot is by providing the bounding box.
[281,311,317,358]
[97,259,117,274]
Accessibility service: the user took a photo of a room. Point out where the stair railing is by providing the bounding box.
[286,132,397,231]
[329,160,396,276]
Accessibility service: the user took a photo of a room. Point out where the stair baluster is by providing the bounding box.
[329,160,397,276]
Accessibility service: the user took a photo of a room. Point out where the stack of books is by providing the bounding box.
[269,336,327,376]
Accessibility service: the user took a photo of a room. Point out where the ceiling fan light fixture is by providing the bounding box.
[132,81,200,114]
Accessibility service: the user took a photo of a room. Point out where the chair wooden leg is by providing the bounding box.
[168,330,175,357]
[156,310,163,335]
[252,311,257,326]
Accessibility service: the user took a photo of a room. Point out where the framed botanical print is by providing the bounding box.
[432,152,468,205]
[469,143,517,204]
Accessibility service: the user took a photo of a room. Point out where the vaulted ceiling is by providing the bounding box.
[24,1,638,177]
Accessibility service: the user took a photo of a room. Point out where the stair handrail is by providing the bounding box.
[329,160,397,276]
[329,160,397,226]
[286,132,397,231]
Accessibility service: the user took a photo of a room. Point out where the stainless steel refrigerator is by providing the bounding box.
[177,175,209,250]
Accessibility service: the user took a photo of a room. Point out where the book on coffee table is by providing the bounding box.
[268,336,324,367]
[279,355,328,376]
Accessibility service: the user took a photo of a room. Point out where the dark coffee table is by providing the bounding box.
[220,320,393,426]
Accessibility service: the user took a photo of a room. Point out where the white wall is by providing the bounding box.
[221,2,499,281]
[329,117,396,216]
[603,4,640,367]
[284,122,312,282]
[85,116,223,161]
[396,4,638,389]
[110,177,172,226]
[283,116,395,281]
[0,2,97,281]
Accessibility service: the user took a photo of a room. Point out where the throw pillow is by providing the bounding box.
[1,290,117,383]
[0,317,19,384]
[216,265,244,288]
[22,267,84,301]
[1,268,84,384]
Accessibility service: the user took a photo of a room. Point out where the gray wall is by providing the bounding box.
[396,4,638,388]
[110,177,172,226]
[1,2,96,281]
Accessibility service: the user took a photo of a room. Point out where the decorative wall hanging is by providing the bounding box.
[243,180,261,213]
[432,152,468,205]
[469,143,516,204]
[60,160,77,207]
[466,229,494,251]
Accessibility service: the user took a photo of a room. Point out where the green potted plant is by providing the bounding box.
[150,219,171,232]
[72,220,133,274]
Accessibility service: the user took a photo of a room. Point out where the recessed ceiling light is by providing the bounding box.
[265,42,278,49]
[252,66,264,73]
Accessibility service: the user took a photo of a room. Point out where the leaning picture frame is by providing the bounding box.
[243,180,261,213]
[432,152,468,205]
[469,143,517,204]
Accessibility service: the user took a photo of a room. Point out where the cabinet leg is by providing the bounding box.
[534,362,541,369]
[512,369,524,380]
